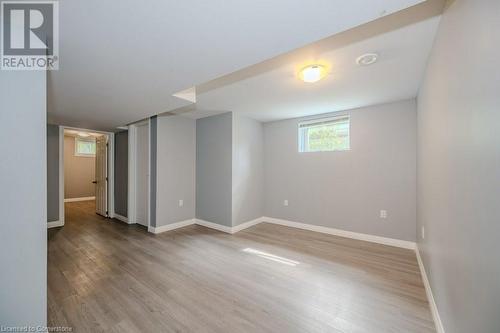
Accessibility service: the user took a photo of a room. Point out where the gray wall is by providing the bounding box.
[156,114,196,226]
[264,99,417,241]
[196,112,233,227]
[47,124,59,222]
[416,1,500,332]
[114,130,128,217]
[232,114,264,226]
[64,135,95,198]
[0,71,47,325]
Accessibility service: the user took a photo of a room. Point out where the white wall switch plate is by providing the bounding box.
[179,199,184,207]
[283,200,289,207]
[380,210,387,219]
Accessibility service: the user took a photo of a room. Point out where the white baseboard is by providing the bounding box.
[148,219,195,234]
[113,213,130,224]
[262,217,416,250]
[231,217,264,233]
[64,196,95,203]
[144,215,415,250]
[146,217,262,235]
[149,215,415,249]
[195,218,233,234]
[194,217,264,234]
[416,245,445,333]
[47,220,64,228]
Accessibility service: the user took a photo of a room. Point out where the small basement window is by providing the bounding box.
[75,137,96,156]
[298,115,350,152]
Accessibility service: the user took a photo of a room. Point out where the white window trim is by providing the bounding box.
[298,114,350,153]
[298,114,348,127]
[74,137,96,157]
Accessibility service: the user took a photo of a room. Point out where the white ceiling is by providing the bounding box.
[185,2,442,122]
[47,0,426,130]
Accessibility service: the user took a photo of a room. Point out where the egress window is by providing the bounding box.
[75,137,96,156]
[298,115,350,152]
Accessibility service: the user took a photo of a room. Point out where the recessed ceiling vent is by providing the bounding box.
[356,53,378,66]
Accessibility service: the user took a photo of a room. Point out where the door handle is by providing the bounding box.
[92,180,97,184]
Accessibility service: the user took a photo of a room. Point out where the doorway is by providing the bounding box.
[59,127,115,225]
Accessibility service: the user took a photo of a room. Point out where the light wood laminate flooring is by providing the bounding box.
[47,201,435,332]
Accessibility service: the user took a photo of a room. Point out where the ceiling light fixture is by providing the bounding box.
[356,53,378,66]
[299,64,327,83]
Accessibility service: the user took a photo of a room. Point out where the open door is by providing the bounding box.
[95,135,108,217]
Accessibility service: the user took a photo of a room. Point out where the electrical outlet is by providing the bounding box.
[422,226,425,239]
[380,210,387,219]
[179,199,184,207]
[283,200,289,207]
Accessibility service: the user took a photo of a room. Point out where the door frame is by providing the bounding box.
[127,119,150,228]
[94,134,109,217]
[58,126,115,226]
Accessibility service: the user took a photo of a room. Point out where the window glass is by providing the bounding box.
[298,116,350,152]
[75,138,96,156]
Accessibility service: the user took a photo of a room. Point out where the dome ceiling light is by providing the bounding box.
[299,64,327,83]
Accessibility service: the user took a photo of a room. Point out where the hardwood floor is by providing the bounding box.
[48,201,435,333]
